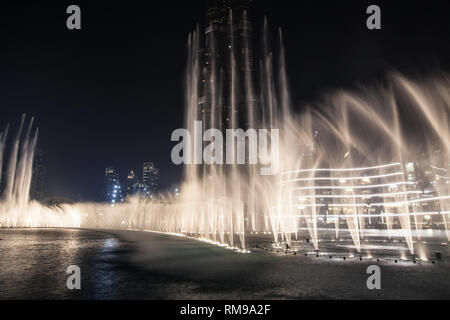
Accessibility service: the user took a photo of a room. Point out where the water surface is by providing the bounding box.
[0,228,448,299]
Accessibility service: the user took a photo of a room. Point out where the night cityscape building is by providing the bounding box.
[134,183,152,198]
[103,163,160,201]
[142,162,160,195]
[125,169,139,198]
[200,0,256,130]
[104,166,123,205]
[188,0,259,183]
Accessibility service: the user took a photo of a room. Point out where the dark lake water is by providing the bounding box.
[0,229,138,299]
[0,228,449,299]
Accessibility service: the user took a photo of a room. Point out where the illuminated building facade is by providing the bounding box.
[142,162,160,196]
[105,166,123,205]
[279,162,450,230]
[125,169,139,198]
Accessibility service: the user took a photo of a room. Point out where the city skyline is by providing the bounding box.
[105,162,160,204]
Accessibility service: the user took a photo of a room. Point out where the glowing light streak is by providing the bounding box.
[280,163,401,175]
[287,182,417,191]
[281,172,404,183]
[296,191,422,199]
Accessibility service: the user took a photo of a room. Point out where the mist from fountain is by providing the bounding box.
[0,13,449,257]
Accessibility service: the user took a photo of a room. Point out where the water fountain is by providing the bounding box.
[0,11,449,258]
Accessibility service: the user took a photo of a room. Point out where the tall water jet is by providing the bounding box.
[1,116,37,206]
[0,125,9,187]
[3,115,25,203]
[0,115,41,227]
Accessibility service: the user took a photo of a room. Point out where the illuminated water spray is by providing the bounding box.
[0,12,449,256]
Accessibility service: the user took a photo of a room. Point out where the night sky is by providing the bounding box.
[0,1,449,201]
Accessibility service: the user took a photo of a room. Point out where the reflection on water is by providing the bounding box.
[0,228,449,300]
[0,229,124,299]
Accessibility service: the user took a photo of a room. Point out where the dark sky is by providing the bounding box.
[0,1,449,201]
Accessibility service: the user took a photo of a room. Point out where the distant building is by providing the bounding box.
[135,183,152,198]
[30,149,46,201]
[105,166,123,205]
[142,162,160,195]
[125,169,139,198]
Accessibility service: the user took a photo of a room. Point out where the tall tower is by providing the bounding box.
[185,0,258,181]
[200,0,256,130]
[105,167,123,205]
[142,162,160,195]
[125,169,139,198]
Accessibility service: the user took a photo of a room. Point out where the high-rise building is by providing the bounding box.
[142,162,160,195]
[105,166,123,205]
[125,169,139,198]
[30,149,46,201]
[185,0,257,181]
[201,0,255,129]
[135,183,151,198]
